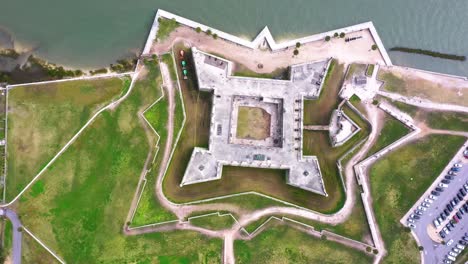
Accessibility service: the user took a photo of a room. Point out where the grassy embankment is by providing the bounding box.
[235,224,373,264]
[378,68,468,107]
[370,135,466,263]
[15,59,222,263]
[6,77,126,201]
[366,114,411,157]
[389,47,466,61]
[22,233,60,263]
[388,100,468,132]
[189,213,237,231]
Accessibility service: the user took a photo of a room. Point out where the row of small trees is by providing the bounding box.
[195,27,218,39]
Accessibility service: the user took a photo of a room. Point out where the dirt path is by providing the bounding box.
[151,26,384,73]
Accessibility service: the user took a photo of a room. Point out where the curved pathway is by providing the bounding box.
[1,208,21,264]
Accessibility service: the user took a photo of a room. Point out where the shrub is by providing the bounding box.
[325,36,331,41]
[213,33,218,39]
[372,44,378,50]
[366,246,372,252]
[340,32,345,38]
[293,49,299,56]
[17,227,22,232]
[296,42,301,48]
[418,246,424,251]
[404,226,411,233]
[373,249,378,254]
[206,29,212,35]
[320,234,327,240]
[372,99,379,105]
[195,27,202,33]
[152,54,157,60]
[334,32,339,38]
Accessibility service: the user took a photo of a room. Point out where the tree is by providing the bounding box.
[296,42,301,48]
[206,29,212,35]
[293,49,299,56]
[340,32,345,38]
[372,44,378,50]
[325,36,331,41]
[320,234,327,240]
[373,249,378,254]
[195,27,202,33]
[212,33,218,39]
[418,246,424,251]
[152,54,157,60]
[334,32,339,38]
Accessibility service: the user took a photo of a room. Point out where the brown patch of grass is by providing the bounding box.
[236,106,271,140]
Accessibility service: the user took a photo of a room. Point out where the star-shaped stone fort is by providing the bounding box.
[180,48,331,196]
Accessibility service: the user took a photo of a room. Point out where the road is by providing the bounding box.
[1,208,21,264]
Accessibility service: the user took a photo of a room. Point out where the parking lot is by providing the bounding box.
[403,142,468,264]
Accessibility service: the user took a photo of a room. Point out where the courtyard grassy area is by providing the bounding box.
[366,64,375,76]
[235,224,373,264]
[378,67,468,107]
[369,135,466,263]
[236,106,271,140]
[6,76,126,201]
[303,59,344,125]
[14,58,222,263]
[366,114,411,157]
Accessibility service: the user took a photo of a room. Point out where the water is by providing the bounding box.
[0,0,467,75]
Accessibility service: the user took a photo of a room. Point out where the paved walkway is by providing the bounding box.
[0,208,21,264]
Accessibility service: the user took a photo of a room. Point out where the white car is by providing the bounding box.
[408,223,416,228]
[454,163,463,168]
[449,251,458,257]
[439,183,448,188]
[447,239,454,246]
[430,195,438,200]
[447,255,456,261]
[456,244,465,250]
[453,248,461,253]
[408,218,415,223]
[418,206,427,211]
[424,198,433,204]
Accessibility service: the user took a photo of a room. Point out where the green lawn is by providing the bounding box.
[235,224,373,264]
[370,135,466,263]
[15,60,221,263]
[129,60,177,227]
[156,18,179,41]
[189,213,236,231]
[6,77,126,201]
[366,114,411,157]
[236,106,270,140]
[366,65,375,76]
[303,59,344,125]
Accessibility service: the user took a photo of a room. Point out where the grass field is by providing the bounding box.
[6,77,127,201]
[366,114,411,157]
[303,59,344,125]
[236,106,271,140]
[235,224,373,264]
[189,213,236,231]
[14,59,222,263]
[378,68,468,107]
[369,135,466,263]
[128,60,177,227]
[22,233,60,263]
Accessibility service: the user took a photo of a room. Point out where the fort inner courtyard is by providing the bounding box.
[180,48,332,195]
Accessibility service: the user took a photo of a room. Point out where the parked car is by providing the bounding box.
[447,255,456,262]
[449,251,458,257]
[454,163,463,168]
[422,202,430,207]
[442,179,451,184]
[430,193,439,199]
[425,198,434,203]
[445,175,454,180]
[436,187,444,192]
[439,183,449,188]
[448,170,457,175]
[418,206,427,211]
[447,239,454,246]
[433,219,440,227]
[460,188,467,196]
[415,210,423,215]
[456,244,465,250]
[408,223,416,228]
[408,218,415,223]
